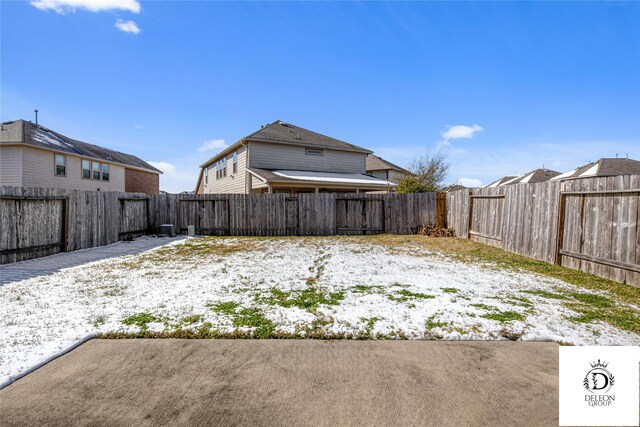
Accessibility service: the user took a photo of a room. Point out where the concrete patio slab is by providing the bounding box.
[0,340,559,426]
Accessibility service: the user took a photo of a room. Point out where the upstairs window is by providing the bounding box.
[102,164,110,181]
[82,160,91,179]
[92,162,101,180]
[204,166,208,184]
[232,151,238,173]
[223,157,227,177]
[305,148,323,156]
[54,154,66,176]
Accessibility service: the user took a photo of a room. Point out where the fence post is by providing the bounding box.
[554,191,566,265]
[466,191,474,239]
[436,192,446,228]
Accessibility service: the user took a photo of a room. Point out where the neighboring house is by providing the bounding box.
[484,176,517,188]
[0,119,161,194]
[196,120,395,194]
[365,154,410,185]
[550,158,640,181]
[444,184,468,192]
[492,168,561,187]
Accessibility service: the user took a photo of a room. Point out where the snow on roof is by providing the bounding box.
[578,163,599,177]
[550,169,577,181]
[272,170,395,186]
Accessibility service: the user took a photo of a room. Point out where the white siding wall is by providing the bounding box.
[203,146,247,194]
[249,142,366,174]
[0,146,23,186]
[21,146,126,191]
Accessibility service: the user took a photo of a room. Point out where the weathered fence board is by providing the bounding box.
[446,176,639,286]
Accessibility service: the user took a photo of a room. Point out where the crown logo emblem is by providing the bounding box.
[590,359,609,369]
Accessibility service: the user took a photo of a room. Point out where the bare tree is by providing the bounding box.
[396,151,449,193]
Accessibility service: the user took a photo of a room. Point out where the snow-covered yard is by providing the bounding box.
[1,236,639,381]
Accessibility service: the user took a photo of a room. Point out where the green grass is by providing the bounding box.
[481,310,525,323]
[523,289,567,300]
[442,287,459,294]
[261,287,344,311]
[351,284,385,294]
[209,301,240,315]
[122,312,164,332]
[470,303,526,323]
[426,315,449,329]
[388,289,435,302]
[470,303,498,311]
[180,314,203,325]
[232,308,276,338]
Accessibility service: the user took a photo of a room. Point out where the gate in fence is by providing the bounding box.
[466,190,505,248]
[119,196,149,238]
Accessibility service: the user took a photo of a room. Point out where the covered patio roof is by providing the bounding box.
[247,168,396,189]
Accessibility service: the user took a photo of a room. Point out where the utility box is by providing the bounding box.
[160,224,175,237]
[187,225,196,237]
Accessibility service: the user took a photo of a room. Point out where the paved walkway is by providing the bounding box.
[0,236,184,286]
[0,340,559,426]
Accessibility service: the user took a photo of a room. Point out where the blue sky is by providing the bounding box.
[2,1,639,192]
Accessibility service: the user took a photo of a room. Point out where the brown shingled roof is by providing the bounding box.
[365,154,410,174]
[245,121,372,153]
[1,120,161,173]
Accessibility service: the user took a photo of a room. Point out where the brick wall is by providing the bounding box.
[125,168,160,194]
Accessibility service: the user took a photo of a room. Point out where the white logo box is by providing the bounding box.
[559,346,639,426]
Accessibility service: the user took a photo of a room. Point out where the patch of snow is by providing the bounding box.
[32,129,73,149]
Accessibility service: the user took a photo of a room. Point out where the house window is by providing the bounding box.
[204,166,208,184]
[82,160,91,179]
[54,154,66,176]
[305,148,323,156]
[102,164,110,181]
[223,157,227,177]
[232,151,237,173]
[92,162,101,180]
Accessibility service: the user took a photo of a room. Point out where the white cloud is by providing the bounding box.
[442,124,483,141]
[115,19,140,34]
[30,0,140,14]
[148,161,176,174]
[197,139,228,153]
[458,177,482,187]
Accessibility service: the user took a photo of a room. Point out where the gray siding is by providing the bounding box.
[203,146,248,194]
[249,141,366,174]
[0,146,23,187]
[21,146,126,191]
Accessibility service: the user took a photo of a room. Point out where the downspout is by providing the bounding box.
[241,140,249,193]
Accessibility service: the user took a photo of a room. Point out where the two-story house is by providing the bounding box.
[195,121,395,194]
[365,154,410,185]
[0,119,162,194]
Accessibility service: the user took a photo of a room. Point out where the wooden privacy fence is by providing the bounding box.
[147,192,439,236]
[446,175,640,287]
[3,180,639,287]
[1,188,440,263]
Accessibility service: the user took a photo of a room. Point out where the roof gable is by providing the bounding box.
[1,120,161,173]
[246,121,372,154]
[365,154,409,173]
